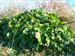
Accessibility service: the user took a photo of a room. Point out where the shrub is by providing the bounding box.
[0,9,74,55]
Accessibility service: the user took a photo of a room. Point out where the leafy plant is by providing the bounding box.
[0,9,74,55]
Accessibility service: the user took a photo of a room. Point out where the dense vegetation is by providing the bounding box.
[0,9,75,56]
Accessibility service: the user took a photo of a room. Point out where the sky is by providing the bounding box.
[67,0,75,7]
[0,0,75,11]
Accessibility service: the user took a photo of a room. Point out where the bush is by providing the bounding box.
[0,9,74,55]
